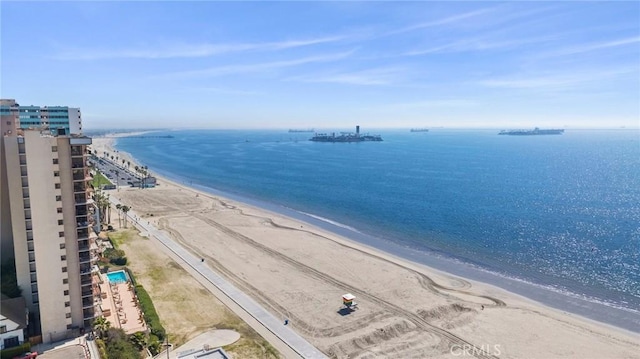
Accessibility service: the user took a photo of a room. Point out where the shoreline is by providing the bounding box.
[104,135,640,334]
[90,134,639,357]
[147,167,640,334]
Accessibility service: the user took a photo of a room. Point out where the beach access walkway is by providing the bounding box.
[109,197,327,359]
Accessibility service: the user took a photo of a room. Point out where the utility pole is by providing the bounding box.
[164,336,171,359]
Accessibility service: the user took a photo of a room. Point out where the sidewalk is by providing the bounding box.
[111,197,327,359]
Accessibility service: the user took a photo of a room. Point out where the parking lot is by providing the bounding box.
[90,156,141,188]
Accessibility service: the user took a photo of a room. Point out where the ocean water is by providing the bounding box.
[114,129,640,319]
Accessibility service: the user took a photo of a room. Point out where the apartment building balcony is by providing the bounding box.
[77,220,93,230]
[74,181,86,193]
[77,226,90,237]
[78,241,90,252]
[79,253,92,264]
[80,274,93,286]
[73,170,91,182]
[81,287,94,297]
[83,307,99,320]
[70,146,89,157]
[75,204,90,217]
[71,159,86,169]
[74,196,94,206]
[80,264,92,275]
[82,297,97,309]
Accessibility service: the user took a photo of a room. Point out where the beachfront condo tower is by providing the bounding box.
[1,99,99,344]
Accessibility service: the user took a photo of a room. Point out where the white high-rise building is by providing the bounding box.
[1,99,99,343]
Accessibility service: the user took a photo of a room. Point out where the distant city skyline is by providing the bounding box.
[1,1,638,129]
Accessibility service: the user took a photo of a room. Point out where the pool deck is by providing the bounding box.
[100,273,147,334]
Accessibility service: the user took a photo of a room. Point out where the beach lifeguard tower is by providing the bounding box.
[342,293,358,311]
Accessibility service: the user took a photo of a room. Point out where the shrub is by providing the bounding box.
[0,343,31,359]
[103,249,127,265]
[125,267,137,286]
[135,284,166,340]
[110,257,127,266]
[147,334,161,356]
[96,338,108,359]
[103,248,125,259]
[105,328,141,359]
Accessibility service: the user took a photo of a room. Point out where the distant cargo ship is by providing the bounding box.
[310,126,382,142]
[288,129,315,133]
[499,128,564,136]
[410,128,429,132]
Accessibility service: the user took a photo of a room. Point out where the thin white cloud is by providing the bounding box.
[182,87,262,96]
[158,50,355,79]
[53,36,347,60]
[386,4,555,37]
[403,35,555,56]
[479,67,637,89]
[386,99,479,108]
[540,36,640,58]
[288,67,405,86]
[387,7,497,35]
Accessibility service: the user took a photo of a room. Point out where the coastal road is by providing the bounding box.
[108,197,327,359]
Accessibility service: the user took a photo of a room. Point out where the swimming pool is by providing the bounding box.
[106,270,128,284]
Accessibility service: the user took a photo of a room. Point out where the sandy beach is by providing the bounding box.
[91,136,639,358]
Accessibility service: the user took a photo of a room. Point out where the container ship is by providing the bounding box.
[288,129,315,133]
[310,126,382,142]
[499,128,564,136]
[410,128,429,132]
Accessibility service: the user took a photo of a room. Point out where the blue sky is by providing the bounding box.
[1,1,638,129]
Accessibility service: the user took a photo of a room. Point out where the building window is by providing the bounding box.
[63,278,68,284]
[60,243,65,249]
[64,290,69,296]
[57,207,63,213]
[58,219,64,225]
[0,325,6,334]
[56,195,62,201]
[62,267,67,273]
[58,231,65,237]
[65,313,71,319]
[53,158,59,164]
[66,324,73,329]
[61,255,66,261]
[64,301,70,307]
[32,294,39,303]
[54,171,60,177]
[52,146,58,152]
[55,183,61,189]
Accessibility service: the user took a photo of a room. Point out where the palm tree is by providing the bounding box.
[106,194,112,224]
[93,191,109,225]
[142,166,149,188]
[129,332,148,351]
[116,204,122,228]
[121,206,130,228]
[93,316,110,339]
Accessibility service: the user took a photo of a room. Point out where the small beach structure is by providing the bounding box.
[342,293,357,311]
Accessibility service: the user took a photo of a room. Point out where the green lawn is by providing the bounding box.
[92,171,112,188]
